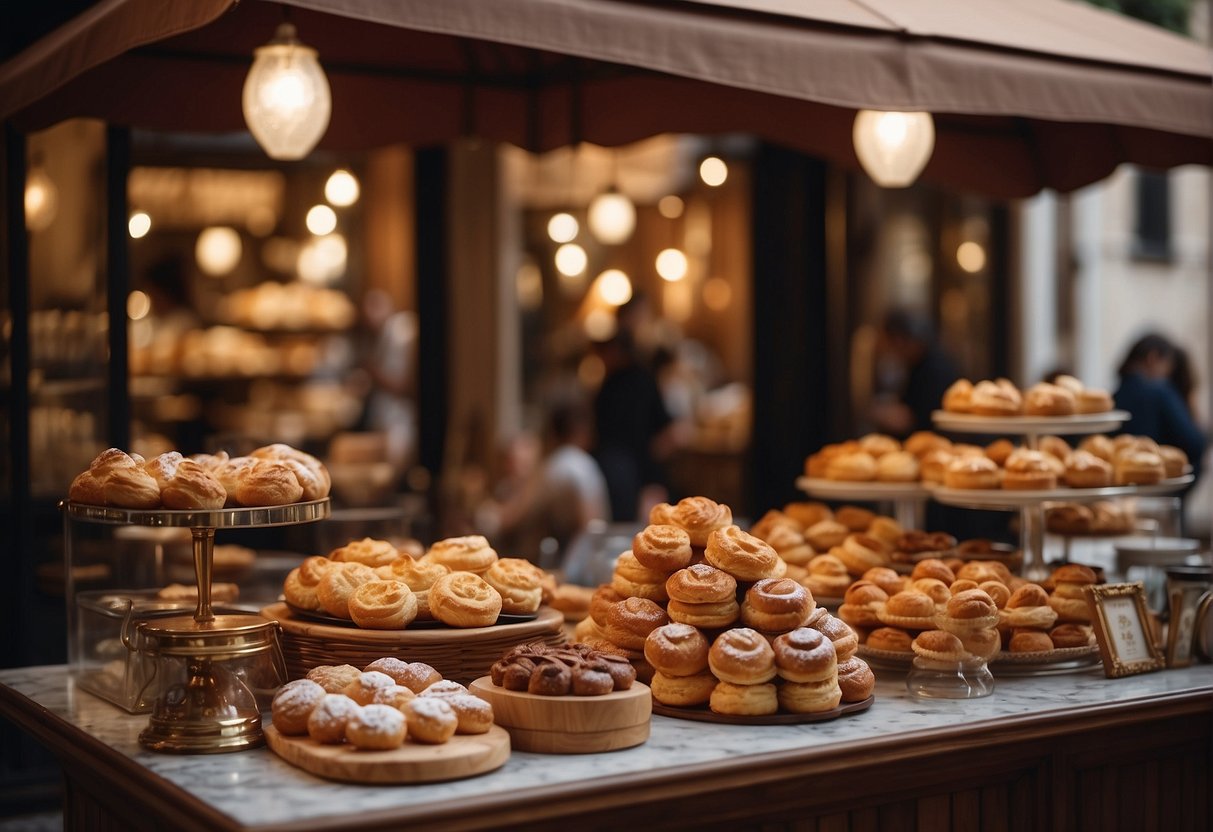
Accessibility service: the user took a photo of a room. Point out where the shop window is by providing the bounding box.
[1133,169,1171,262]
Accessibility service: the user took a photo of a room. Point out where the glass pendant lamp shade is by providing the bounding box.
[852,110,935,188]
[242,23,331,160]
[587,188,636,245]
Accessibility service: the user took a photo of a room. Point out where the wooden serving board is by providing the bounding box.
[651,695,874,725]
[469,676,651,754]
[263,724,510,783]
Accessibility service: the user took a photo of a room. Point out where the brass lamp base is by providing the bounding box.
[139,712,264,754]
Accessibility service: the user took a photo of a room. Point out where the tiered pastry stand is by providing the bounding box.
[64,499,330,752]
[929,409,1192,581]
[795,478,930,529]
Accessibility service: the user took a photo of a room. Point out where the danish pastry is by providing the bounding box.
[705,525,782,582]
[632,524,694,573]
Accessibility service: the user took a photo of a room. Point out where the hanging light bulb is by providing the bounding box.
[242,23,331,160]
[195,227,243,277]
[547,212,579,243]
[852,110,935,188]
[324,169,360,206]
[587,187,636,245]
[24,166,58,231]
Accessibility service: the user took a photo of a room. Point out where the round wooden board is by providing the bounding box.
[263,724,510,783]
[469,676,651,753]
[651,695,874,725]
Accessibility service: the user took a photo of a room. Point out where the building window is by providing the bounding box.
[1133,169,1172,262]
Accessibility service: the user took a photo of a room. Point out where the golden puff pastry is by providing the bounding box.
[426,535,499,574]
[348,580,418,629]
[482,558,545,615]
[331,537,398,568]
[316,562,378,619]
[428,572,503,627]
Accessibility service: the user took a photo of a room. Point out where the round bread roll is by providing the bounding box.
[271,679,326,735]
[426,535,499,574]
[644,623,709,677]
[866,627,913,652]
[633,524,694,573]
[709,681,777,716]
[837,580,888,629]
[483,558,544,615]
[345,703,407,750]
[348,580,418,630]
[862,566,905,597]
[708,628,777,684]
[705,525,782,582]
[429,572,503,627]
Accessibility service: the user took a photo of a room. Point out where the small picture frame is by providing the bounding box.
[1085,582,1164,678]
[1167,586,1208,668]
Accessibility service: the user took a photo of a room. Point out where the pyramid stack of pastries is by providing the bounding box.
[69,444,331,509]
[843,557,1096,660]
[284,535,548,630]
[578,496,875,717]
[271,658,494,749]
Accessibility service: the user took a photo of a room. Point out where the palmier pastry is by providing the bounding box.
[912,630,967,663]
[826,452,877,482]
[944,456,1001,490]
[605,597,669,650]
[364,659,441,694]
[632,524,693,573]
[810,613,859,661]
[876,451,920,483]
[805,520,850,552]
[761,523,815,567]
[782,501,833,529]
[708,628,776,684]
[969,378,1022,416]
[1024,382,1076,416]
[802,554,852,599]
[865,627,913,653]
[942,379,974,412]
[836,534,888,576]
[271,679,326,735]
[348,580,418,630]
[342,670,396,706]
[1159,445,1189,479]
[142,453,226,510]
[837,580,888,629]
[429,572,503,627]
[1003,449,1057,490]
[984,439,1016,466]
[426,535,499,574]
[742,578,815,632]
[306,694,360,744]
[590,585,625,626]
[862,566,905,597]
[778,678,842,714]
[483,558,544,614]
[331,537,398,568]
[345,704,407,750]
[376,555,450,591]
[834,506,876,532]
[1114,450,1166,485]
[773,627,837,683]
[612,551,670,602]
[306,664,363,693]
[405,697,457,744]
[650,671,718,707]
[644,623,710,677]
[250,443,331,500]
[705,526,782,582]
[1063,450,1113,488]
[877,591,937,630]
[836,657,875,702]
[316,562,378,619]
[710,681,777,716]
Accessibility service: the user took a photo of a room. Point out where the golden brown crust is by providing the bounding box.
[429,572,503,627]
[376,556,450,591]
[644,622,710,677]
[944,456,1001,489]
[912,629,967,662]
[942,379,974,413]
[1049,623,1093,649]
[866,626,913,652]
[805,520,850,551]
[348,580,418,629]
[589,585,624,626]
[705,526,782,582]
[710,681,777,716]
[482,558,545,615]
[741,578,815,632]
[1050,564,1098,585]
[316,562,378,619]
[250,443,331,499]
[969,379,1022,416]
[345,704,407,750]
[837,657,875,702]
[405,697,457,744]
[632,524,694,573]
[667,598,740,628]
[306,694,359,744]
[1009,630,1055,653]
[604,597,670,650]
[68,470,107,505]
[331,537,398,568]
[306,664,363,693]
[1024,383,1076,416]
[103,465,162,509]
[342,670,396,705]
[826,452,878,482]
[650,671,718,707]
[782,501,833,529]
[984,439,1016,466]
[1075,388,1113,414]
[910,558,956,585]
[945,589,998,620]
[426,535,499,574]
[669,496,733,547]
[708,628,777,684]
[772,627,837,683]
[1063,450,1113,488]
[271,679,326,735]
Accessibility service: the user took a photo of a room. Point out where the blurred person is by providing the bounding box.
[592,331,674,521]
[1114,333,1205,480]
[1169,345,1197,417]
[478,399,609,565]
[359,289,418,472]
[870,308,961,437]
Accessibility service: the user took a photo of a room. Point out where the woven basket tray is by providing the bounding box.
[261,603,567,684]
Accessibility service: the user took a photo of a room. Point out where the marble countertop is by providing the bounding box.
[2,663,1211,829]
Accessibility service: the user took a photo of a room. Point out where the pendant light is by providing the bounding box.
[852,110,935,188]
[24,156,58,232]
[587,151,635,245]
[242,22,331,160]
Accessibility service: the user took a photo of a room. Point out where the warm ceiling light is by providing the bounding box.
[127,290,151,321]
[699,157,728,187]
[658,195,684,219]
[595,269,633,306]
[587,188,636,245]
[656,248,688,282]
[306,204,337,235]
[547,212,579,243]
[324,169,360,206]
[956,241,987,274]
[195,227,242,276]
[555,243,588,277]
[242,23,331,160]
[852,110,935,188]
[128,211,152,239]
[24,167,58,231]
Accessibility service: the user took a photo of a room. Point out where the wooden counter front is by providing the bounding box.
[1,665,1210,831]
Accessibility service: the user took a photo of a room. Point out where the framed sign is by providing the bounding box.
[1168,587,1210,668]
[1085,582,1164,678]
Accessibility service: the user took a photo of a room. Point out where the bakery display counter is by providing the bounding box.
[2,664,1209,831]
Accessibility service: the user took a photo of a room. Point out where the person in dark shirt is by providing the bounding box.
[592,332,673,521]
[1113,333,1206,482]
[871,308,961,437]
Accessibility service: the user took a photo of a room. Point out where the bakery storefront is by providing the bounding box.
[2,1,1212,830]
